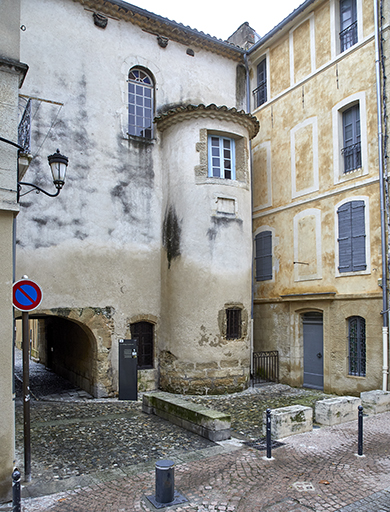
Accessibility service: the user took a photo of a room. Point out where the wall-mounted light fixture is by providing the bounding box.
[18,149,68,201]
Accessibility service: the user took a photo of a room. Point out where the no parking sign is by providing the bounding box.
[12,278,43,312]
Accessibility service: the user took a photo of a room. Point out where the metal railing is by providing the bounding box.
[340,21,358,52]
[18,99,31,153]
[252,82,267,109]
[341,141,361,173]
[252,351,279,384]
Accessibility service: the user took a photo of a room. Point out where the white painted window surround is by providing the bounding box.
[293,208,322,282]
[332,92,368,184]
[291,117,319,199]
[334,196,370,277]
[330,0,363,59]
[289,13,316,87]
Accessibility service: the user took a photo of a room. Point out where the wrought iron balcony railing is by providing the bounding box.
[18,98,31,153]
[252,82,267,109]
[340,21,358,52]
[341,141,361,173]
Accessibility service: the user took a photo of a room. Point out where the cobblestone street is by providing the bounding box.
[6,352,390,511]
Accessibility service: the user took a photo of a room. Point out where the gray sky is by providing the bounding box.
[124,0,305,40]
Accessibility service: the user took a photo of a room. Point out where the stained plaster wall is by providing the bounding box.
[16,0,245,395]
[158,116,252,394]
[249,0,387,394]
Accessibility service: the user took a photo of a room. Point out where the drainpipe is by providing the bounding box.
[374,0,389,391]
[244,52,254,384]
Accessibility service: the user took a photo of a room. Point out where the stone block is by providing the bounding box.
[360,390,390,415]
[265,405,312,439]
[143,391,231,441]
[315,396,361,426]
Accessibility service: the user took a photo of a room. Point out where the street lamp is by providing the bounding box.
[18,149,68,201]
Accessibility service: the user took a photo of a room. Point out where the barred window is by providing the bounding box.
[226,308,241,339]
[348,316,366,377]
[130,321,154,369]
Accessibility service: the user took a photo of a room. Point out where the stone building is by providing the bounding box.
[1,0,389,502]
[15,0,258,399]
[248,0,389,395]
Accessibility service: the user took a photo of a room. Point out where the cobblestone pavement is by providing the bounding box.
[7,352,390,511]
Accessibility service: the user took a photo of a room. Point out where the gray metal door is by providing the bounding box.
[303,312,323,389]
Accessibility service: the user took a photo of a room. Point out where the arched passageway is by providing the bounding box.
[16,315,97,396]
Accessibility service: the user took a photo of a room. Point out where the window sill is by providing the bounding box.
[196,176,249,189]
[126,134,155,145]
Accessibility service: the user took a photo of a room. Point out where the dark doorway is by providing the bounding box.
[130,321,154,369]
[303,312,323,390]
[44,317,96,395]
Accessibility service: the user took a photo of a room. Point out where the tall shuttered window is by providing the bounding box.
[337,201,366,273]
[342,104,361,173]
[255,231,272,281]
[340,0,357,52]
[348,316,366,377]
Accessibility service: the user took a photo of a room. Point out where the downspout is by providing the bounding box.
[244,52,254,385]
[374,0,389,391]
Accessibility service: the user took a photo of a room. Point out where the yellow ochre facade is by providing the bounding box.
[248,0,389,395]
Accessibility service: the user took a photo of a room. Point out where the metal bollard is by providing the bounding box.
[155,459,175,504]
[266,408,272,459]
[12,468,21,512]
[358,405,363,456]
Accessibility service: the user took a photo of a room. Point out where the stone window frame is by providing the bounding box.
[195,128,249,188]
[347,315,366,377]
[127,67,155,141]
[218,303,248,341]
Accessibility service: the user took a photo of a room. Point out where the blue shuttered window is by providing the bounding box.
[255,231,272,281]
[342,104,361,173]
[208,135,236,180]
[340,0,357,52]
[337,201,366,273]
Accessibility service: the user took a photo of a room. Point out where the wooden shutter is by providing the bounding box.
[255,231,272,281]
[351,201,366,271]
[338,201,366,273]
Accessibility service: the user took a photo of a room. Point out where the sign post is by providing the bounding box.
[12,277,42,483]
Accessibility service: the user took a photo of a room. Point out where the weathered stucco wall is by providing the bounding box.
[249,0,388,394]
[17,0,248,395]
[158,115,253,393]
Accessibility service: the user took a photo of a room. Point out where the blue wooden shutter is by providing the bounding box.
[338,201,366,273]
[338,202,352,272]
[351,201,366,271]
[255,231,272,281]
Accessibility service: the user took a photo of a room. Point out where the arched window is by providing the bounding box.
[128,68,154,139]
[130,321,154,369]
[348,316,366,376]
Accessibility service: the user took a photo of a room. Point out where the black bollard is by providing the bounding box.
[358,405,363,456]
[266,408,272,459]
[12,468,21,512]
[155,460,175,504]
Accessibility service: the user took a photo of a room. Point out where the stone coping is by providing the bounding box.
[143,392,231,442]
